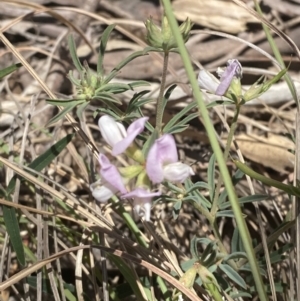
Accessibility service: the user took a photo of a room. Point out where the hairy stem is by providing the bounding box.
[155,51,169,133]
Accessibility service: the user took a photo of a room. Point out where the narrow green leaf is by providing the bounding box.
[234,160,300,197]
[231,227,240,253]
[202,249,217,267]
[217,189,228,206]
[97,24,116,76]
[95,82,132,94]
[220,194,268,210]
[165,112,198,134]
[76,102,89,121]
[218,168,245,206]
[190,236,199,259]
[206,99,234,109]
[176,112,199,126]
[128,80,151,89]
[68,35,84,72]
[219,263,247,289]
[216,210,238,218]
[165,124,189,134]
[207,154,216,201]
[3,205,25,265]
[161,84,177,115]
[163,100,197,133]
[201,242,215,264]
[172,200,182,219]
[0,63,22,79]
[240,264,266,276]
[67,70,81,86]
[104,50,148,84]
[126,90,151,113]
[46,103,78,126]
[180,258,197,272]
[93,92,122,105]
[230,291,252,298]
[189,191,211,209]
[28,133,75,172]
[165,181,184,194]
[186,181,209,194]
[224,252,248,262]
[108,254,148,300]
[46,99,84,107]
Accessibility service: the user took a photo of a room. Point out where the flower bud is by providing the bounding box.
[243,68,286,102]
[216,59,242,96]
[179,265,197,289]
[196,264,220,291]
[243,82,264,102]
[145,16,192,51]
[229,77,242,100]
[145,18,164,49]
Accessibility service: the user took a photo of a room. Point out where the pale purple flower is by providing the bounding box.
[198,59,242,96]
[99,153,127,194]
[146,134,194,184]
[122,188,161,221]
[90,154,127,202]
[98,115,148,156]
[215,59,242,96]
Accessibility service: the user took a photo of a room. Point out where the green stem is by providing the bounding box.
[211,104,240,216]
[192,201,236,268]
[161,1,267,300]
[155,51,169,133]
[112,198,170,300]
[205,283,223,301]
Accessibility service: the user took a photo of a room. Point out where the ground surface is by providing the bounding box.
[0,0,299,300]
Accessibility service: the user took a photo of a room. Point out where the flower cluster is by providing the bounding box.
[90,115,194,221]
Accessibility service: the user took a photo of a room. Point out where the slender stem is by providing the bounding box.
[192,203,238,270]
[211,104,240,216]
[155,51,169,133]
[112,198,170,300]
[161,1,267,300]
[205,283,223,301]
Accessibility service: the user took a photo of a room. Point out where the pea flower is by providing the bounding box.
[198,59,242,96]
[146,134,194,184]
[122,188,161,221]
[215,59,242,96]
[98,115,148,156]
[90,153,127,202]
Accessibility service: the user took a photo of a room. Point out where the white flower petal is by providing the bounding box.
[90,180,116,203]
[197,69,219,93]
[163,162,194,183]
[98,115,126,147]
